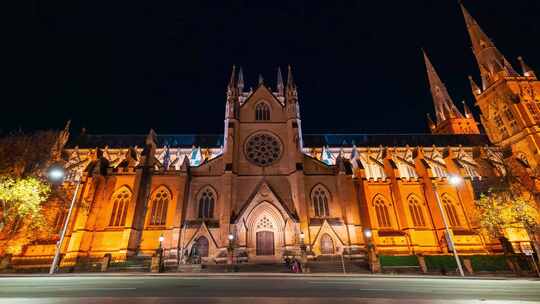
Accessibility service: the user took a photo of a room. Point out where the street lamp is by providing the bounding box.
[228,233,235,269]
[46,165,82,275]
[433,174,465,277]
[364,229,372,239]
[159,234,165,246]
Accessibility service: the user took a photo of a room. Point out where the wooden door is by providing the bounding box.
[256,231,274,256]
[320,234,334,254]
[195,237,209,257]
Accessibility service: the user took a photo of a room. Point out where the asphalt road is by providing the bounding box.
[0,275,539,304]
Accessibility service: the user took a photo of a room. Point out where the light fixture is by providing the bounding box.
[159,235,164,242]
[364,229,372,239]
[47,166,66,183]
[299,232,305,240]
[228,233,234,241]
[448,175,462,186]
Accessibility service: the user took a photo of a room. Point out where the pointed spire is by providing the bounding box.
[426,113,436,131]
[228,65,237,89]
[257,73,264,85]
[287,65,295,89]
[321,146,334,166]
[462,100,473,119]
[145,128,157,147]
[518,56,536,78]
[350,143,358,161]
[468,75,482,96]
[277,67,284,95]
[460,3,518,88]
[423,50,463,124]
[237,66,245,91]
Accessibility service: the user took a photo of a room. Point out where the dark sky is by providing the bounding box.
[6,0,540,135]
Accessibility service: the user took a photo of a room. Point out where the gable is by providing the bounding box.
[239,84,286,123]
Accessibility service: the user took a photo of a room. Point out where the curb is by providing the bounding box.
[0,272,538,281]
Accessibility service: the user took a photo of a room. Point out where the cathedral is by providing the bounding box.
[5,4,540,270]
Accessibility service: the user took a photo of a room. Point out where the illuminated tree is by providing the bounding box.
[0,176,51,233]
[474,155,540,256]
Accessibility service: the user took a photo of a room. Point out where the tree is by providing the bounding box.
[474,154,540,257]
[0,176,51,233]
[0,127,68,255]
[0,130,60,178]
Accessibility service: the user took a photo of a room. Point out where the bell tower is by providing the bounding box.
[461,4,540,169]
[423,50,480,135]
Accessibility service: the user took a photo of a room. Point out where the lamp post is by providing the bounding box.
[433,174,465,277]
[299,231,307,271]
[158,234,164,272]
[46,165,81,275]
[228,233,235,268]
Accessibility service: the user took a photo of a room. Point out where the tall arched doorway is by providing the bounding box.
[256,231,274,256]
[191,236,209,257]
[320,234,334,255]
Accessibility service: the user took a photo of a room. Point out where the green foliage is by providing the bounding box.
[475,191,539,238]
[515,254,533,271]
[0,176,51,232]
[380,255,419,267]
[424,255,457,271]
[470,255,509,272]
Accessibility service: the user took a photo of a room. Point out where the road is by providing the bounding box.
[0,275,538,304]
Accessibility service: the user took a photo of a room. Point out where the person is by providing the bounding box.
[284,256,291,270]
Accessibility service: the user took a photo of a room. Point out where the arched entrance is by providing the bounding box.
[191,236,209,257]
[320,234,334,255]
[256,231,274,255]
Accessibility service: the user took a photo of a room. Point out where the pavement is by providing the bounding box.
[0,274,539,303]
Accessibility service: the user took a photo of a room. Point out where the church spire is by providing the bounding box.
[426,113,436,131]
[460,3,518,89]
[518,56,536,78]
[228,65,236,91]
[468,75,482,97]
[286,65,296,89]
[277,66,284,96]
[237,66,245,92]
[462,100,473,119]
[423,50,463,124]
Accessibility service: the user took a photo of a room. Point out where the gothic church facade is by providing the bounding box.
[5,4,540,269]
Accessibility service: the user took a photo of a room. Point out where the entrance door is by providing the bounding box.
[193,236,209,257]
[320,234,334,254]
[256,231,274,256]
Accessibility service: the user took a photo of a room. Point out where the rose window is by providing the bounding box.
[245,133,282,166]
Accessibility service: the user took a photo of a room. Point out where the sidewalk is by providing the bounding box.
[1,271,538,281]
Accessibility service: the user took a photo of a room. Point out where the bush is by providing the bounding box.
[470,255,509,272]
[380,255,419,267]
[515,254,533,271]
[424,255,457,272]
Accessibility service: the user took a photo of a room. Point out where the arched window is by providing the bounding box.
[311,185,330,217]
[442,195,461,227]
[148,187,170,226]
[408,195,426,227]
[109,187,131,227]
[374,195,391,228]
[198,187,215,219]
[255,102,270,121]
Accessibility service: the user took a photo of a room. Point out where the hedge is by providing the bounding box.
[424,255,457,271]
[380,255,419,267]
[515,255,533,271]
[469,255,509,272]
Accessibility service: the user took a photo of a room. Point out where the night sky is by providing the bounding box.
[6,0,540,136]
